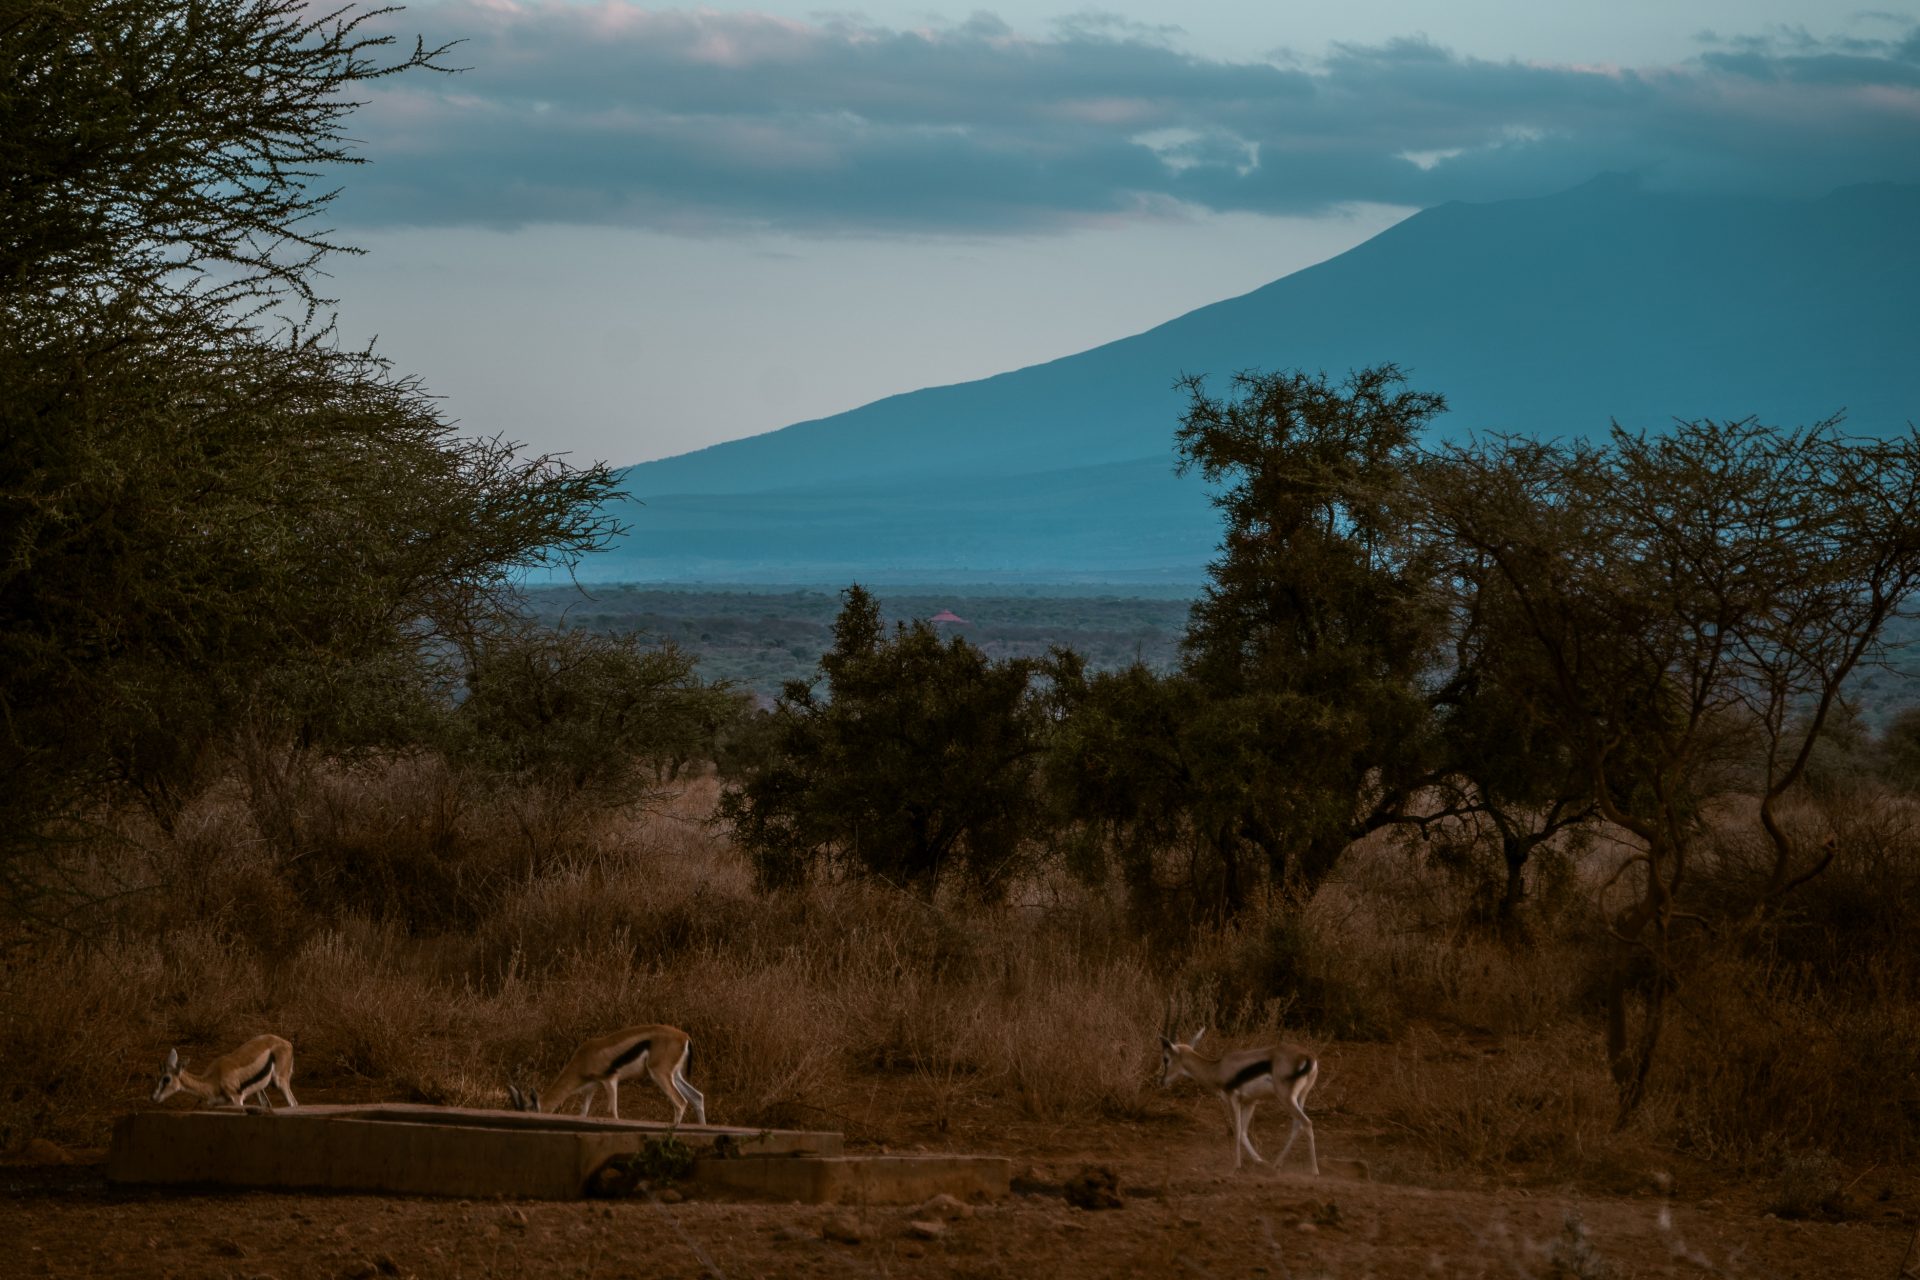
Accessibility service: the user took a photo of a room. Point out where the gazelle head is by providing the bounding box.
[1159,1027,1206,1086]
[507,1085,542,1113]
[152,1048,184,1103]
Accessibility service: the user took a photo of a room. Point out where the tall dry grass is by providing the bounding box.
[1648,787,1920,1168]
[0,762,1172,1146]
[3,751,1916,1189]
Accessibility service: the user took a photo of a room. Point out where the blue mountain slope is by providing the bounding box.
[594,176,1920,582]
[567,455,1217,584]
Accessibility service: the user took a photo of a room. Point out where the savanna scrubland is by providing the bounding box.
[6,742,1920,1277]
[6,2,1920,1276]
[11,752,1920,1185]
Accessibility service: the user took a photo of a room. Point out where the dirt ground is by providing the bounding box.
[6,1043,1917,1280]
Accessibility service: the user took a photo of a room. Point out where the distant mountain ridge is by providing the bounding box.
[583,176,1920,583]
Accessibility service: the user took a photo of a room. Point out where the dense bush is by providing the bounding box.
[718,586,1051,896]
[0,0,620,920]
[451,626,740,798]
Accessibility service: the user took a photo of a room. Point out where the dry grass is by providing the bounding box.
[0,944,162,1148]
[3,752,1917,1192]
[1376,1024,1619,1174]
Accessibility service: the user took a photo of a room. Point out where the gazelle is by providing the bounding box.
[151,1035,299,1110]
[508,1024,706,1126]
[1160,1026,1318,1174]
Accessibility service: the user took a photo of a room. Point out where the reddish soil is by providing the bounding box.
[7,1067,1916,1280]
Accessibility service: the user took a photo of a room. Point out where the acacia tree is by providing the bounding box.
[453,626,736,799]
[1424,556,1597,930]
[1420,418,1920,1121]
[2,0,450,309]
[0,1,623,914]
[718,587,1050,897]
[1170,365,1450,908]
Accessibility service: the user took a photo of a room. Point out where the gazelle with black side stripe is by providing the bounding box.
[508,1024,706,1125]
[151,1035,298,1110]
[1159,1026,1318,1174]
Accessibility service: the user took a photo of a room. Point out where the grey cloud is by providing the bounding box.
[333,4,1920,231]
[1049,9,1187,46]
[1697,46,1920,85]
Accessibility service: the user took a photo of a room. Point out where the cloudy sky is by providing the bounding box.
[320,1,1920,466]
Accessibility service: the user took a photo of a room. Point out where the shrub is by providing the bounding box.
[451,626,737,799]
[1768,1148,1846,1219]
[1377,1027,1616,1175]
[719,586,1051,897]
[0,944,162,1148]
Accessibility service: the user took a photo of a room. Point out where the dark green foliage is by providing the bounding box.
[1,0,450,308]
[1424,418,1920,906]
[1049,366,1586,926]
[1042,656,1197,896]
[1166,365,1450,904]
[1420,417,1920,1120]
[1043,656,1271,925]
[451,626,740,798]
[1426,569,1596,929]
[718,586,1049,896]
[0,1,624,917]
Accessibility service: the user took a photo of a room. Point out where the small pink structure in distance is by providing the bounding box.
[929,609,969,625]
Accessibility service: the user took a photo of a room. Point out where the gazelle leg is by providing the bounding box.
[1240,1099,1265,1165]
[1274,1098,1317,1175]
[1230,1100,1247,1171]
[276,1050,298,1107]
[1274,1115,1301,1168]
[651,1068,685,1126]
[673,1071,706,1126]
[579,1084,595,1116]
[605,1076,621,1120]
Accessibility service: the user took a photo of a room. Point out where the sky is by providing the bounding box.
[319,2,1920,467]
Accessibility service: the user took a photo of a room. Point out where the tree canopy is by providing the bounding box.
[719,586,1050,896]
[2,0,448,308]
[0,1,624,913]
[1169,365,1450,904]
[1418,417,1920,1118]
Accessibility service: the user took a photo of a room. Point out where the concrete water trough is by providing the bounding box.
[106,1103,1009,1203]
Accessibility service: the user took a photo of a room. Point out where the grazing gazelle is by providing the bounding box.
[151,1035,299,1110]
[508,1024,707,1126]
[1160,1026,1318,1174]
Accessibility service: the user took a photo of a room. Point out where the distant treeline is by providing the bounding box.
[521,586,1192,699]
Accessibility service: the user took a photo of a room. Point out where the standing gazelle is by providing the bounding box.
[508,1024,706,1126]
[1160,1027,1318,1174]
[151,1035,299,1110]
